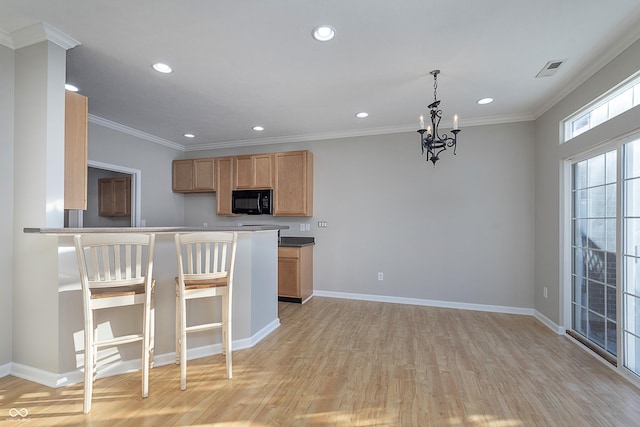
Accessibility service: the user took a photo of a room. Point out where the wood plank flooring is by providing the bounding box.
[2,297,640,426]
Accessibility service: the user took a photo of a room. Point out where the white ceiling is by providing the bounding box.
[3,0,640,151]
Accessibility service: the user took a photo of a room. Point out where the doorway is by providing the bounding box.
[66,161,141,228]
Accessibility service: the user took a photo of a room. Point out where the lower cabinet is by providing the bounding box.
[278,245,313,303]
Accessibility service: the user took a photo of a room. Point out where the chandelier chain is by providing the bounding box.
[433,73,438,103]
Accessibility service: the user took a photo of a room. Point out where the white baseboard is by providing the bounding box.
[534,310,565,334]
[7,318,281,388]
[313,290,535,316]
[10,363,65,388]
[0,362,11,378]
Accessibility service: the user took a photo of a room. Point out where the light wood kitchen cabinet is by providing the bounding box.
[215,156,235,216]
[273,150,313,216]
[172,158,215,192]
[278,245,313,303]
[98,177,131,217]
[64,90,88,210]
[233,153,273,189]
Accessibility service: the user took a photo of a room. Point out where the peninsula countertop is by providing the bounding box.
[24,225,288,234]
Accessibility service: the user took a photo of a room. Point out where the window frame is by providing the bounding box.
[562,70,640,143]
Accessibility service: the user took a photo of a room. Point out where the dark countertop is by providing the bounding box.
[279,236,315,247]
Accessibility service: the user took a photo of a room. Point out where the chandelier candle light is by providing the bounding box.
[417,70,461,165]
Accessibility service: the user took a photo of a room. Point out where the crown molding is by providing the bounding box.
[89,112,533,154]
[183,114,534,152]
[88,114,185,151]
[10,21,80,50]
[533,30,640,119]
[0,28,13,49]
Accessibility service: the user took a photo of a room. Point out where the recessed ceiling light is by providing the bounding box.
[65,83,79,92]
[152,63,173,74]
[477,97,494,105]
[183,133,195,138]
[252,126,264,131]
[312,25,336,42]
[355,112,369,118]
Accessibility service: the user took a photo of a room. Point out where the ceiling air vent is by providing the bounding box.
[536,60,566,78]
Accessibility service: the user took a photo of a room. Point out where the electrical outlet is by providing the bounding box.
[543,287,548,298]
[318,221,328,228]
[305,223,311,231]
[378,272,384,281]
[299,224,305,231]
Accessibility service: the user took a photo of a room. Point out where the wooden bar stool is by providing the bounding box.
[74,233,156,413]
[174,232,237,390]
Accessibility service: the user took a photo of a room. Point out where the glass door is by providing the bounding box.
[569,136,640,378]
[623,139,640,376]
[571,150,617,360]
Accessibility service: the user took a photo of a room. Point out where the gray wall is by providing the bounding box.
[185,121,536,310]
[535,38,640,326]
[0,44,15,368]
[87,122,185,227]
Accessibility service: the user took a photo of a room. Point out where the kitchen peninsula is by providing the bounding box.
[22,225,284,388]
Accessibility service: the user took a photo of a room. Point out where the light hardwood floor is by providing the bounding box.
[2,297,640,426]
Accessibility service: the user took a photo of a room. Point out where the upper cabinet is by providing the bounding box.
[215,156,235,216]
[172,150,313,217]
[274,150,313,217]
[233,153,273,189]
[98,177,131,217]
[172,158,215,193]
[64,90,88,210]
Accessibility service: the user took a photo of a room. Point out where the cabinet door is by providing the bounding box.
[278,248,300,298]
[98,179,114,217]
[111,177,131,216]
[193,158,215,191]
[233,156,254,189]
[234,154,273,189]
[253,153,274,188]
[172,160,193,192]
[64,90,88,210]
[274,151,313,216]
[216,157,235,216]
[98,177,131,217]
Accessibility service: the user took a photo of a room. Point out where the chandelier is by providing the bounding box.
[417,70,461,165]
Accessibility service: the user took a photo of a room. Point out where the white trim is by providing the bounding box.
[184,114,534,152]
[10,22,80,50]
[313,290,535,316]
[534,24,640,120]
[534,310,565,334]
[0,29,13,49]
[89,115,185,151]
[0,362,10,378]
[562,71,640,143]
[9,318,280,388]
[87,112,532,153]
[88,160,142,227]
[10,363,65,388]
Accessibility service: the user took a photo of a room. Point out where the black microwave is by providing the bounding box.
[232,190,272,215]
